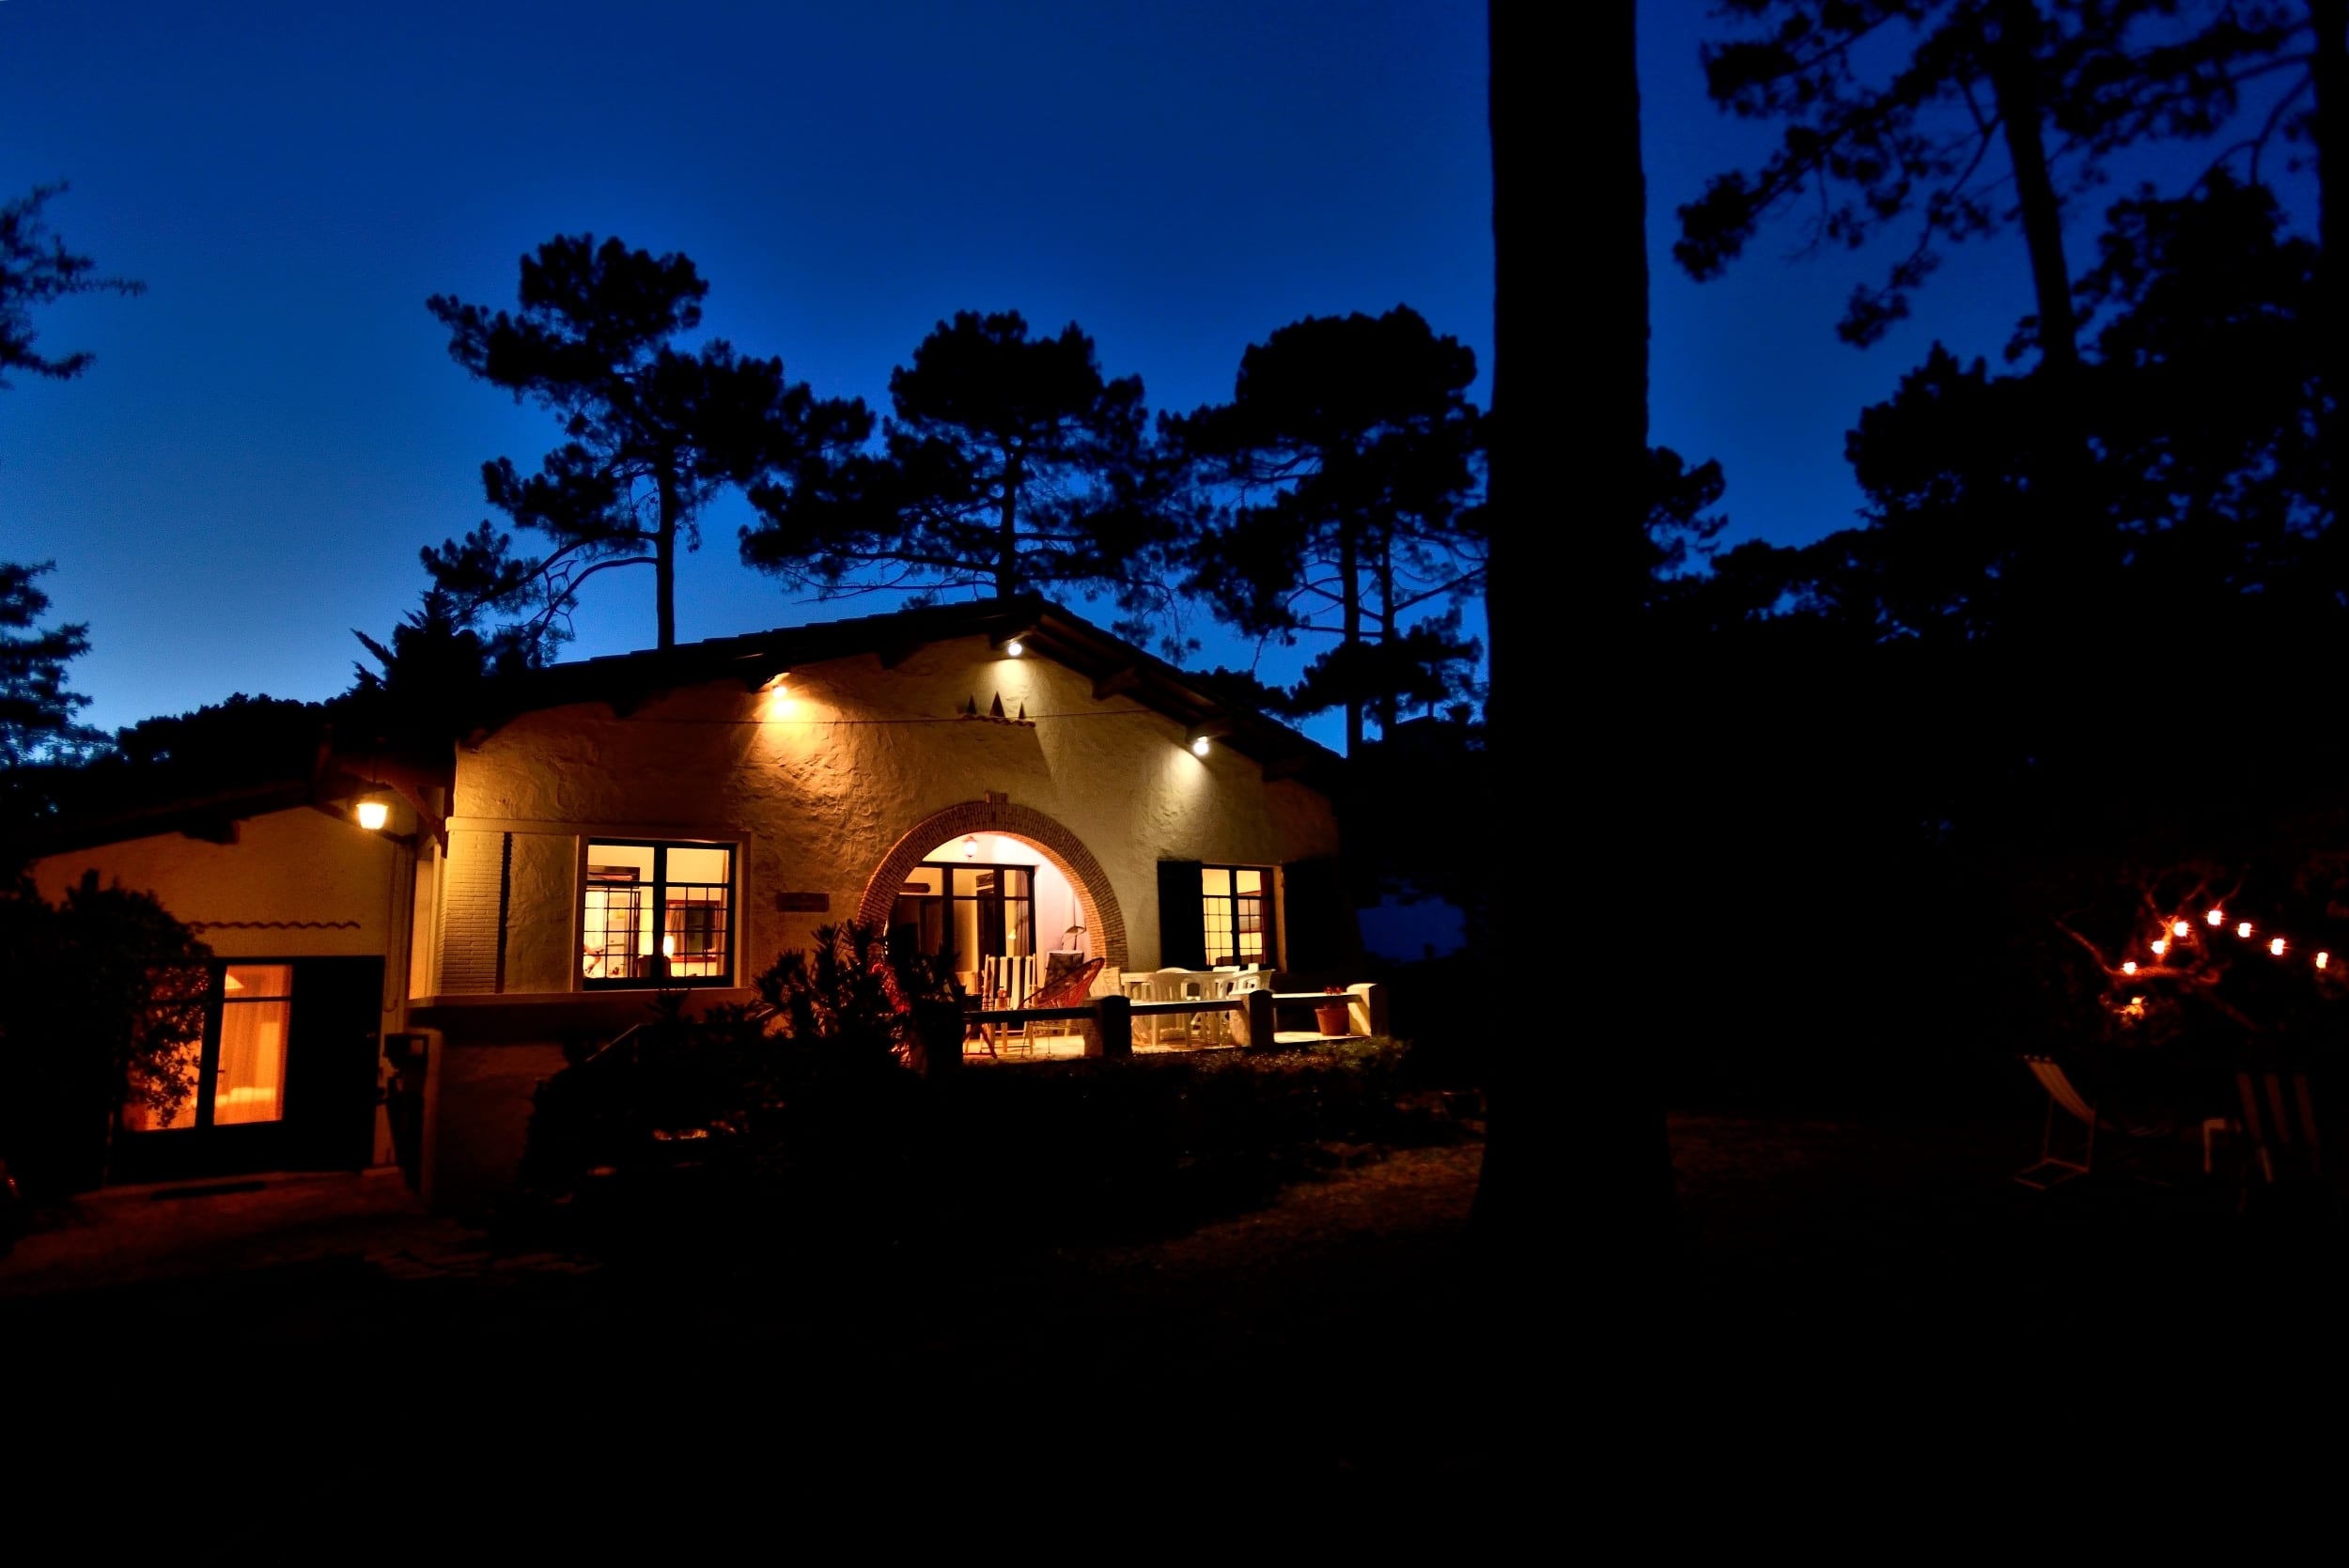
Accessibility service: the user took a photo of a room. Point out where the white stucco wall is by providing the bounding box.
[33,804,407,962]
[433,633,1343,998]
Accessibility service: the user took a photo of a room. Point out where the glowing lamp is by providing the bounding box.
[355,795,391,832]
[2238,922,2254,939]
[1190,736,1211,757]
[962,834,979,859]
[2319,952,2331,970]
[2271,937,2287,956]
[2208,909,2226,925]
[2122,961,2138,975]
[2151,939,2168,956]
[2173,921,2192,939]
[1005,639,1025,658]
[662,935,676,958]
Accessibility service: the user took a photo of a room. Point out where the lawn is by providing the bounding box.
[8,1086,2339,1524]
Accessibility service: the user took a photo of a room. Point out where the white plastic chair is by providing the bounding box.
[1148,967,1204,1046]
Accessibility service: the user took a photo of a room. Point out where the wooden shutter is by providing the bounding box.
[1277,856,1361,979]
[1156,860,1206,970]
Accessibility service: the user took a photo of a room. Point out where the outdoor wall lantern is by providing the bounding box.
[355,793,392,832]
[1004,639,1025,658]
[1186,719,1229,758]
[963,834,979,858]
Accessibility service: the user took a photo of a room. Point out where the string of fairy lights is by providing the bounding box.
[2116,906,2329,979]
[2103,903,2339,1021]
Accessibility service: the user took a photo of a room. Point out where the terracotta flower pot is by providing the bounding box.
[1315,1000,1350,1037]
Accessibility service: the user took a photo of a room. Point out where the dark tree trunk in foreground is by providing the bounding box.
[2313,0,2348,530]
[1477,2,1672,1282]
[1985,0,2079,374]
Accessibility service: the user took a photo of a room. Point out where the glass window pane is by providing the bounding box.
[664,845,730,886]
[213,997,291,1125]
[589,846,656,881]
[223,964,293,999]
[1236,869,1263,895]
[583,877,646,981]
[903,865,945,895]
[125,1035,202,1132]
[1202,867,1231,896]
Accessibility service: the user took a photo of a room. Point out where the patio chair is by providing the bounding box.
[2232,1068,2330,1220]
[973,956,1105,1057]
[2015,1056,2173,1189]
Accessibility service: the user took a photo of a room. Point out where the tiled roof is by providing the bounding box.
[478,595,1344,787]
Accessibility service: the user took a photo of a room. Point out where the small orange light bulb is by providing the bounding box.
[2172,921,2192,939]
[2208,909,2226,925]
[2238,921,2254,939]
[2318,952,2330,970]
[2270,937,2287,956]
[2151,939,2169,957]
[2122,961,2138,975]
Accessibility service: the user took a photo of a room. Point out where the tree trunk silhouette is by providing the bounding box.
[1340,517,1364,753]
[997,445,1023,598]
[655,463,679,650]
[1984,0,2078,374]
[2313,0,2347,531]
[1478,1,1672,1280]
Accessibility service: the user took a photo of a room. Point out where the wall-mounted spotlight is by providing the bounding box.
[1190,736,1211,757]
[1005,639,1025,658]
[1185,718,1230,758]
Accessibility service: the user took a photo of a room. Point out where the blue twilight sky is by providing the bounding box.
[0,2,2282,747]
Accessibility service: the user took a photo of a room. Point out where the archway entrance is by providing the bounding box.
[857,801,1128,991]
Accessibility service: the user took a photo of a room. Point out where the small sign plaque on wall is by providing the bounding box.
[775,891,831,913]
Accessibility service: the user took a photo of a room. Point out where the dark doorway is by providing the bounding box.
[889,862,1036,981]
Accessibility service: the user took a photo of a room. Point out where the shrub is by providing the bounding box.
[518,922,957,1224]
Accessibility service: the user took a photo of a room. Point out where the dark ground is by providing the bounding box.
[8,1104,2343,1538]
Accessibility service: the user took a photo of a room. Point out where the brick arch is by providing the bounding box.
[857,800,1128,974]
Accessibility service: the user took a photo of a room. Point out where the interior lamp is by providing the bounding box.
[355,794,391,832]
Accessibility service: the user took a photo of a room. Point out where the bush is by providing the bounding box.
[0,871,210,1197]
[517,922,956,1234]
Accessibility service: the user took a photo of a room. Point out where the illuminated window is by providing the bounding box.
[1201,866,1273,968]
[582,840,735,987]
[122,964,293,1133]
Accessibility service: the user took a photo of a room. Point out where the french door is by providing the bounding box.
[113,957,383,1184]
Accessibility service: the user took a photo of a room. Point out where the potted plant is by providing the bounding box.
[1315,986,1351,1038]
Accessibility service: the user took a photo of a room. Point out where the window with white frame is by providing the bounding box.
[582,840,736,986]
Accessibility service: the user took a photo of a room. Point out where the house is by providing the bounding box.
[29,597,1358,1207]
